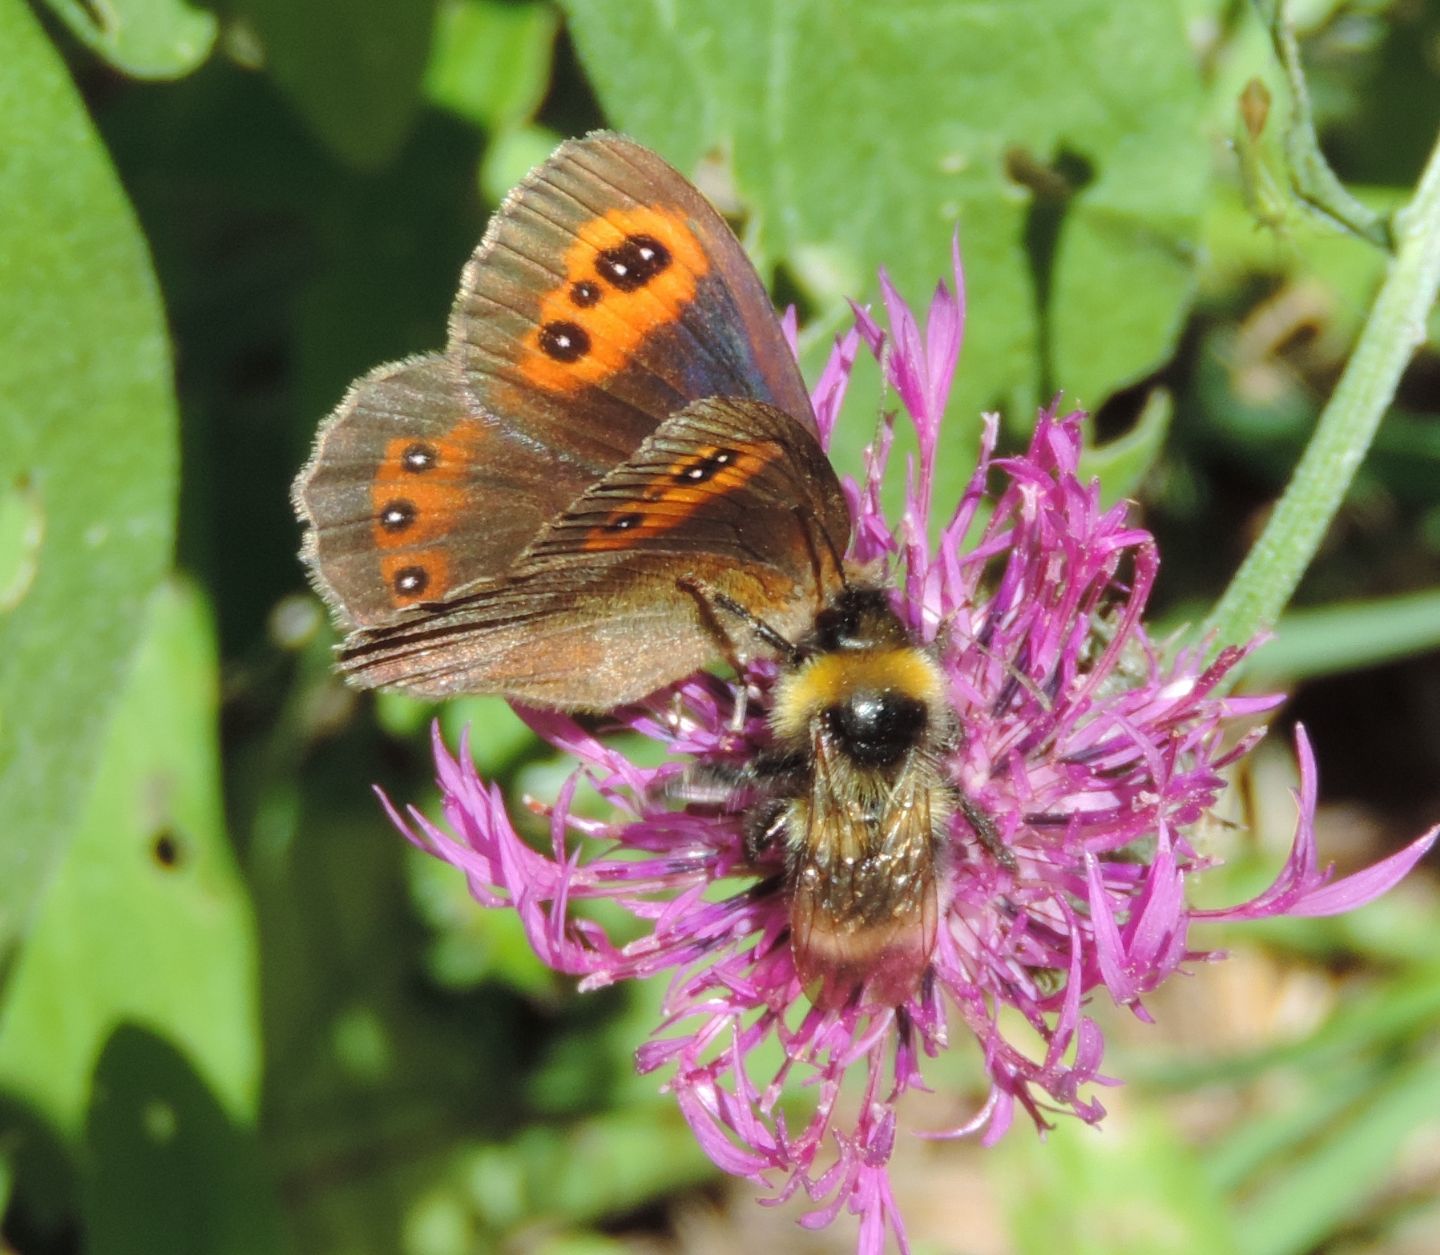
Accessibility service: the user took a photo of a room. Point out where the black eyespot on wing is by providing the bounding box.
[539,321,591,362]
[379,500,416,533]
[393,565,429,597]
[569,280,601,308]
[596,234,671,292]
[675,448,736,484]
[403,442,437,472]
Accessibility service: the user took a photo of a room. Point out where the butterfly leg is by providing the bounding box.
[676,576,801,665]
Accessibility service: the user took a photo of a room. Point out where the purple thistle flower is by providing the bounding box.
[386,244,1438,1254]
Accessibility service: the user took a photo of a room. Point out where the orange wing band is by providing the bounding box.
[578,439,783,552]
[518,205,710,394]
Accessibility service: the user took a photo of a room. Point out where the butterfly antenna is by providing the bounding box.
[790,507,850,614]
[820,519,851,591]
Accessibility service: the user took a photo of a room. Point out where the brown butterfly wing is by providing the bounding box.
[448,132,817,449]
[296,133,819,640]
[338,398,850,707]
[293,353,602,627]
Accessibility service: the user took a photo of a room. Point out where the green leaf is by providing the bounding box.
[0,582,262,1138]
[236,0,440,169]
[480,123,565,205]
[1245,588,1440,684]
[562,0,1208,498]
[41,0,216,78]
[506,1107,713,1225]
[425,0,559,133]
[85,1028,285,1255]
[1079,387,1174,508]
[0,0,178,947]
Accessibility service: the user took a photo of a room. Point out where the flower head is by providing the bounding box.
[388,243,1437,1253]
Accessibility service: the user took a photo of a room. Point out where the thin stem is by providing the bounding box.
[1254,0,1391,248]
[1203,125,1440,653]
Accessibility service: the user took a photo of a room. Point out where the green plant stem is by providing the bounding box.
[1203,126,1440,653]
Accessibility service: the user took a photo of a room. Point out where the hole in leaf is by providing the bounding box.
[151,829,183,870]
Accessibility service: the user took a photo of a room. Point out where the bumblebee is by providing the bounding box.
[699,583,1009,1010]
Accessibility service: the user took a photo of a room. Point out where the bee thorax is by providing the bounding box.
[824,689,927,766]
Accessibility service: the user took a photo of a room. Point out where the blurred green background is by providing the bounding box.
[2,0,1439,1251]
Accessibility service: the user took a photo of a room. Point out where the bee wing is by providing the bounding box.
[789,737,940,1009]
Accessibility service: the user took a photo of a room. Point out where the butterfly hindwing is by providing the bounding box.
[338,398,850,707]
[294,354,604,628]
[296,134,841,708]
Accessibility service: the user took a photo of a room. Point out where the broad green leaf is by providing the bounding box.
[0,0,178,945]
[425,0,559,133]
[480,123,565,205]
[236,0,440,169]
[1246,589,1440,683]
[562,0,1208,499]
[249,756,535,1254]
[85,1027,285,1255]
[501,1107,712,1225]
[41,0,216,78]
[0,582,262,1136]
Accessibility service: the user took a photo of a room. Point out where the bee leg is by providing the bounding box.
[656,749,806,810]
[958,794,1017,871]
[729,679,750,734]
[653,760,751,809]
[744,798,791,865]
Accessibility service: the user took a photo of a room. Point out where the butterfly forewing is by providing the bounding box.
[449,133,817,448]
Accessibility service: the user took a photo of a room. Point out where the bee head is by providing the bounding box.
[805,586,911,655]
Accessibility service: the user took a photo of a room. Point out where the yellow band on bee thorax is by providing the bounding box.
[770,646,945,745]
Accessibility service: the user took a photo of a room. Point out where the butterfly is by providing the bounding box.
[294,133,1002,1008]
